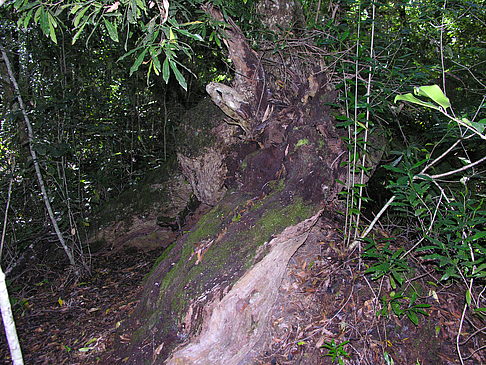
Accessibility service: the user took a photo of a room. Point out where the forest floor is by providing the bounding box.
[0,222,483,364]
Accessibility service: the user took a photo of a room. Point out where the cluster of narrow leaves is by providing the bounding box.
[7,0,221,90]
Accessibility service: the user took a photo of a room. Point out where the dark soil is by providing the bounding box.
[256,219,485,365]
[0,247,165,365]
[0,221,484,365]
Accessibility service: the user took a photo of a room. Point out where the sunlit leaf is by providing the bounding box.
[74,5,90,28]
[22,8,34,28]
[78,347,94,352]
[85,338,97,346]
[175,28,203,41]
[48,13,57,43]
[72,20,88,44]
[394,94,441,111]
[414,85,451,109]
[70,4,83,15]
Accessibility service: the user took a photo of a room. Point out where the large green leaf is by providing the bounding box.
[394,93,441,111]
[414,85,451,109]
[73,5,90,28]
[48,12,57,43]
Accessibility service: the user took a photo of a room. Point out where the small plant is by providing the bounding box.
[362,238,410,289]
[379,291,430,326]
[321,339,350,364]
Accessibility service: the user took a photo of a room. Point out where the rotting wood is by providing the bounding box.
[166,210,322,365]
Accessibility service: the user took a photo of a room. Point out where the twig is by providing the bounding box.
[355,1,376,243]
[425,155,486,179]
[456,302,467,365]
[349,195,396,250]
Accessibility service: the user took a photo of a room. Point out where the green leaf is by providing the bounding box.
[13,0,26,10]
[33,6,42,23]
[169,60,187,90]
[465,289,471,306]
[414,85,451,109]
[383,165,405,173]
[468,231,486,242]
[78,347,94,352]
[162,57,170,83]
[103,18,119,42]
[84,337,97,346]
[151,56,161,76]
[407,311,419,325]
[39,7,49,36]
[72,19,88,44]
[74,5,90,28]
[469,118,486,134]
[70,4,83,15]
[175,28,203,41]
[48,13,57,43]
[394,94,441,111]
[117,47,142,62]
[130,48,148,76]
[22,8,34,28]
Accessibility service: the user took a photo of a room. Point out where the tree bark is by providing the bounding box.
[111,2,362,363]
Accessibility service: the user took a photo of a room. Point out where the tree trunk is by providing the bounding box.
[111,2,358,364]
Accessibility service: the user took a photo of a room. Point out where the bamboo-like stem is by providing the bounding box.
[0,159,24,365]
[344,1,362,247]
[355,1,376,242]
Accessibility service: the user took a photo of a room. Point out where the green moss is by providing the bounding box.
[246,197,314,252]
[144,241,177,280]
[130,192,318,359]
[226,196,315,271]
[158,204,231,292]
[265,178,285,193]
[232,213,242,222]
[185,205,228,245]
[295,138,310,148]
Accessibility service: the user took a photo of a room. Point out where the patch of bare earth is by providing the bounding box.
[0,247,164,365]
